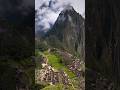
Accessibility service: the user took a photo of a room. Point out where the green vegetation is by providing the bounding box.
[35,49,43,56]
[42,84,75,90]
[42,84,63,90]
[35,50,43,69]
[44,51,75,78]
[0,58,35,90]
[35,50,82,89]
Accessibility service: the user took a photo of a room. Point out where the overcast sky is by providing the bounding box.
[35,0,85,31]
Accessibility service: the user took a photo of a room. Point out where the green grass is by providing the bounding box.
[42,84,75,90]
[42,84,63,90]
[35,49,43,56]
[0,58,35,89]
[44,51,75,78]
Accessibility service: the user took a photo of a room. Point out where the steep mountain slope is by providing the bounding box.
[35,5,85,90]
[46,5,85,60]
[86,0,120,89]
[0,3,35,89]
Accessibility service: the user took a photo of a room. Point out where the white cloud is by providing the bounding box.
[35,0,85,31]
[36,0,85,14]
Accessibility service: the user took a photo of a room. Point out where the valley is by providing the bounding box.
[35,48,85,90]
[35,5,85,90]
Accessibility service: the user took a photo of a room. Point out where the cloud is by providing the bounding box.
[35,0,85,32]
[35,0,85,14]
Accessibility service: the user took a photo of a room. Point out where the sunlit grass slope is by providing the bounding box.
[44,51,75,78]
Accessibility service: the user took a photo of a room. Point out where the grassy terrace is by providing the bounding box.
[44,51,75,78]
[42,84,63,90]
[42,84,75,90]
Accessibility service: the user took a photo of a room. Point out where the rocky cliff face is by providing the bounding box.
[46,6,85,60]
[86,0,120,89]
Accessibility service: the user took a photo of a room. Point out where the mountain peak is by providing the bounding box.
[46,6,85,60]
[62,5,74,12]
[56,5,76,22]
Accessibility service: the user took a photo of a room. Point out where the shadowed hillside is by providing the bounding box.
[0,0,35,90]
[86,0,120,89]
